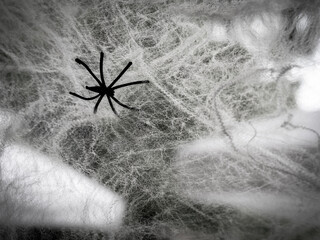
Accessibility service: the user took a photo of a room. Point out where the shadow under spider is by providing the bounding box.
[70,52,149,116]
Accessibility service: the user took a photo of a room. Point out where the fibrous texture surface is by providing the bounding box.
[0,0,320,239]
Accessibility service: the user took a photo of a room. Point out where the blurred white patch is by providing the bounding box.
[192,191,320,225]
[174,109,320,223]
[296,66,320,111]
[205,17,228,42]
[296,13,310,34]
[230,10,283,53]
[0,144,126,231]
[287,40,320,112]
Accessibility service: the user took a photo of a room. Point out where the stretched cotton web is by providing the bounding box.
[0,0,319,239]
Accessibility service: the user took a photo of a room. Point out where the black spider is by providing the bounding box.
[70,52,149,116]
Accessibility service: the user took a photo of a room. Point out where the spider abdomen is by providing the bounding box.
[86,86,114,96]
[86,86,103,93]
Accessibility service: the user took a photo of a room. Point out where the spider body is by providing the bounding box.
[70,52,149,116]
[86,86,113,96]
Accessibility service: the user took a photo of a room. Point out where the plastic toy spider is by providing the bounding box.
[70,52,149,116]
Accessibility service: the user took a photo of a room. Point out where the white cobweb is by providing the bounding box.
[0,0,319,239]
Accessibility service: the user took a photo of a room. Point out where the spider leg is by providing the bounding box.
[112,80,150,90]
[107,95,119,116]
[86,86,102,93]
[75,58,102,86]
[100,52,105,86]
[93,95,104,114]
[109,62,132,88]
[69,92,100,100]
[110,96,138,111]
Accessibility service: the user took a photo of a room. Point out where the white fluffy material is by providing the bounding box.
[1,0,320,239]
[230,8,283,54]
[0,143,125,230]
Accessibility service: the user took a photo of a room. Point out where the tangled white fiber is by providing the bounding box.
[0,0,320,239]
